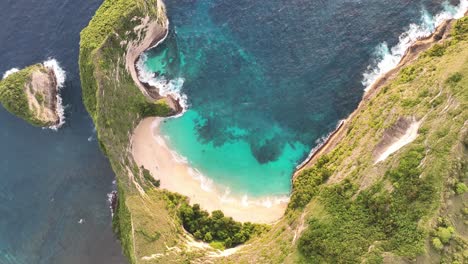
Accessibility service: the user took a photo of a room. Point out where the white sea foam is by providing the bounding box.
[188,167,214,192]
[362,0,468,91]
[107,180,118,217]
[136,53,189,114]
[149,118,288,209]
[87,126,97,142]
[218,187,290,208]
[151,119,216,193]
[150,118,189,163]
[2,68,19,79]
[2,59,67,130]
[44,58,67,130]
[234,194,290,208]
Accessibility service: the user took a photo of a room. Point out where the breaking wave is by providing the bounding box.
[43,59,66,130]
[2,59,66,130]
[2,68,19,79]
[149,118,288,208]
[136,53,189,115]
[362,0,468,91]
[107,180,117,218]
[220,188,290,209]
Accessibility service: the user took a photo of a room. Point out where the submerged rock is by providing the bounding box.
[0,62,64,127]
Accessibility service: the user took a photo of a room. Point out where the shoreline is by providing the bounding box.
[125,6,182,113]
[128,9,286,223]
[293,17,458,177]
[131,117,288,223]
[43,59,66,130]
[2,59,66,129]
[128,8,465,223]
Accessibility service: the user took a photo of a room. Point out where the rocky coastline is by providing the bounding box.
[293,16,459,178]
[125,5,182,115]
[0,61,65,128]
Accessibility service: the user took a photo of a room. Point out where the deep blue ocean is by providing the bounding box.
[0,0,125,263]
[0,0,460,263]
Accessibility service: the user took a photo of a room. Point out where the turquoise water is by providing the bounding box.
[160,111,307,196]
[143,0,453,197]
[145,0,310,196]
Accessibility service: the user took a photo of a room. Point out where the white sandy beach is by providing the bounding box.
[131,117,288,223]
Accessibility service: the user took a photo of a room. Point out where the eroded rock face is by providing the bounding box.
[373,116,421,163]
[26,66,60,126]
[0,63,62,127]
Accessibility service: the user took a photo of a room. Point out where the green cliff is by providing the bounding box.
[0,64,61,127]
[79,0,468,262]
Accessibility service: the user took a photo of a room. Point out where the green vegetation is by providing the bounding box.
[179,203,268,249]
[446,72,463,85]
[426,43,447,57]
[436,226,454,244]
[0,65,48,127]
[432,237,444,250]
[141,166,160,188]
[298,146,438,262]
[112,182,136,263]
[288,156,331,210]
[80,1,468,262]
[430,217,460,255]
[453,16,468,41]
[293,17,468,263]
[79,0,137,116]
[79,0,163,117]
[397,66,420,83]
[34,92,45,105]
[455,183,467,194]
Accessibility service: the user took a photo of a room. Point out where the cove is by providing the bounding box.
[141,0,451,198]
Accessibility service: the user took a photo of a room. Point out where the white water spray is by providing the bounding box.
[2,68,19,79]
[137,53,189,114]
[43,59,67,130]
[2,59,67,130]
[362,0,468,91]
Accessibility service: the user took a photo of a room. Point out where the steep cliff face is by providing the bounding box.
[226,16,468,264]
[80,0,468,262]
[0,64,60,127]
[79,1,184,263]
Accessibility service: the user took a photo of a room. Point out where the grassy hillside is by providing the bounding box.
[221,17,468,264]
[80,0,468,261]
[79,1,181,263]
[0,64,51,127]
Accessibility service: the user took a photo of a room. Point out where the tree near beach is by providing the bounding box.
[178,203,268,248]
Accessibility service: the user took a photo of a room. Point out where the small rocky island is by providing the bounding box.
[0,61,64,128]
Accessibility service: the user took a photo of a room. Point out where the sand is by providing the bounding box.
[131,117,288,224]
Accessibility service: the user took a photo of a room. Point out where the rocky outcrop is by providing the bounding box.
[26,66,60,125]
[373,116,421,163]
[124,1,182,114]
[0,63,62,127]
